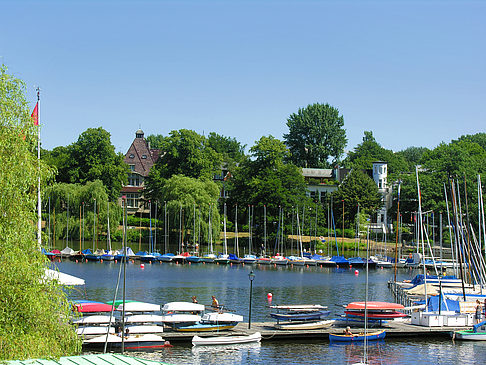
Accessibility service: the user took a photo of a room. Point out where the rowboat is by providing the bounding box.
[452,321,486,341]
[329,329,386,342]
[275,319,334,330]
[192,332,261,346]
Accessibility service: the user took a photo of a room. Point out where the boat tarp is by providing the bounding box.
[330,256,349,264]
[410,274,457,286]
[427,295,460,313]
[61,247,75,255]
[229,254,240,260]
[44,269,85,286]
[81,248,93,255]
[405,283,439,296]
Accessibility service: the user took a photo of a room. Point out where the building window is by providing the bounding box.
[129,154,135,159]
[378,179,383,189]
[129,164,135,171]
[142,154,147,159]
[126,193,140,208]
[128,173,141,186]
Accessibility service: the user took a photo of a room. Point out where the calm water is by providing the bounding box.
[56,261,486,364]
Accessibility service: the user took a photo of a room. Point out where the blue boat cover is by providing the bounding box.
[330,256,349,264]
[427,295,460,313]
[228,253,240,260]
[311,254,324,260]
[410,274,457,286]
[82,249,93,255]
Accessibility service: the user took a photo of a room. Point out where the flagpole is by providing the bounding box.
[36,88,42,247]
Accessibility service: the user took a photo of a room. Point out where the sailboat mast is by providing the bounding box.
[235,204,239,257]
[36,88,42,247]
[223,203,228,255]
[394,181,401,283]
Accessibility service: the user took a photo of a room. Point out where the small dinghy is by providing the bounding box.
[329,329,386,342]
[192,332,262,346]
[452,321,486,341]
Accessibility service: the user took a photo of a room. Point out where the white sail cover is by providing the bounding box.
[44,268,85,286]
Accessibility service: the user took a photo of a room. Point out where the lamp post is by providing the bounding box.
[248,270,255,329]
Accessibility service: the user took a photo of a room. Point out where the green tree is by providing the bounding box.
[156,175,221,247]
[0,65,80,359]
[148,129,222,181]
[395,146,430,171]
[454,132,486,151]
[227,136,308,248]
[207,132,246,164]
[43,128,128,201]
[284,103,347,168]
[146,134,169,150]
[69,127,128,200]
[344,131,408,174]
[332,169,382,225]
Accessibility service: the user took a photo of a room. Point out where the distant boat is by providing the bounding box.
[275,319,334,330]
[329,329,386,342]
[192,332,261,346]
[73,300,113,313]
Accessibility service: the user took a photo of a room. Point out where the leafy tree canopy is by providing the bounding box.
[343,131,408,175]
[227,136,308,242]
[453,132,486,151]
[207,132,246,164]
[43,127,128,201]
[148,129,222,181]
[395,146,430,171]
[332,169,382,224]
[0,65,80,359]
[284,103,347,168]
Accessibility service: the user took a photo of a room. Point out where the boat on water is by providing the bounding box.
[257,256,272,265]
[158,253,175,262]
[329,329,386,342]
[200,253,216,263]
[186,255,202,263]
[329,255,349,266]
[192,332,261,346]
[270,255,288,265]
[452,321,486,340]
[241,254,257,264]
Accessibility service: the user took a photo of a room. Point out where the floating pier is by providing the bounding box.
[133,321,469,344]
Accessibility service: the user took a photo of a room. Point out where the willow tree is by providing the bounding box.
[0,65,81,359]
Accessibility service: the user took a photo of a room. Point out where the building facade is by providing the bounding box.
[119,129,160,215]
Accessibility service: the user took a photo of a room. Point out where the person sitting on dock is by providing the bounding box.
[343,326,353,336]
[211,295,221,312]
[192,296,198,303]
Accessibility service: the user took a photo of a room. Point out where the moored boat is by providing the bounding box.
[452,321,486,341]
[192,332,261,346]
[329,329,386,342]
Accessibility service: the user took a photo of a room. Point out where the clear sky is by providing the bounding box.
[1,0,484,155]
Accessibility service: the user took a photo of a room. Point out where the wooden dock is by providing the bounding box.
[157,321,469,343]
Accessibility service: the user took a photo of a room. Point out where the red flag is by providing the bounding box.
[31,102,39,126]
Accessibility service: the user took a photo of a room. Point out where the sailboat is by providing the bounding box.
[330,223,387,350]
[214,203,230,264]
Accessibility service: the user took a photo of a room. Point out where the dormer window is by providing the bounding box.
[129,154,135,159]
[142,155,147,159]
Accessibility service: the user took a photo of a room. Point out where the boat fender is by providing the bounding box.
[354,270,359,276]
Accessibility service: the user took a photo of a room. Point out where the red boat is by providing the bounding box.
[73,300,114,313]
[345,301,406,319]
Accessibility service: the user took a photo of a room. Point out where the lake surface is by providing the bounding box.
[56,261,485,364]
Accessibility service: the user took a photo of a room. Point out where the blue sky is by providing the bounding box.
[1,0,484,155]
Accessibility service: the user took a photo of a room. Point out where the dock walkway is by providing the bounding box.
[155,321,466,343]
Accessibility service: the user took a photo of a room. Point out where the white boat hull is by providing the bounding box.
[192,332,261,346]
